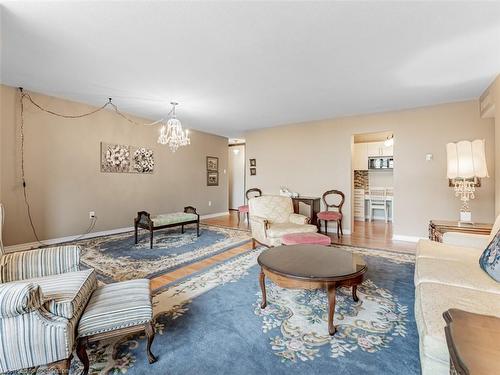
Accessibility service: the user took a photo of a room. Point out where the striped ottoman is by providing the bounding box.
[281,232,331,246]
[76,279,157,375]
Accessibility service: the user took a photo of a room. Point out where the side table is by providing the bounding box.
[428,220,492,242]
[443,309,500,375]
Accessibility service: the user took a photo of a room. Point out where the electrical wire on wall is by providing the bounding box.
[18,87,166,245]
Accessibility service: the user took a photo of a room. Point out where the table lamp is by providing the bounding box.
[446,139,489,223]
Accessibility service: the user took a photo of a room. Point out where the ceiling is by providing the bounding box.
[1,2,499,138]
[354,131,393,144]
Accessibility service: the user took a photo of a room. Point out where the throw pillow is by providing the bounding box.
[479,229,500,282]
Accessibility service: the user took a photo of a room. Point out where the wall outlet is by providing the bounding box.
[89,211,95,219]
[208,201,212,207]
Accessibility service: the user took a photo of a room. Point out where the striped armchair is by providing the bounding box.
[0,245,97,373]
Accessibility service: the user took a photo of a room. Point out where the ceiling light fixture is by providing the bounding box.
[158,102,190,152]
[384,134,394,147]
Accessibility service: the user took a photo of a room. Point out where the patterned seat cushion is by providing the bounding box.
[27,268,97,319]
[317,211,342,221]
[238,205,249,213]
[152,212,198,226]
[266,223,318,239]
[78,279,152,338]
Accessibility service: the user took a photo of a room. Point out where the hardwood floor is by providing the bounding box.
[330,220,417,254]
[205,211,417,253]
[150,211,416,291]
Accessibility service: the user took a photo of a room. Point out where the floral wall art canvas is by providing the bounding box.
[100,142,154,174]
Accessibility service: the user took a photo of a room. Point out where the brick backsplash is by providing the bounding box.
[354,170,368,190]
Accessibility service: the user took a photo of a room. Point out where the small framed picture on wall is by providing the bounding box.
[206,156,219,171]
[249,158,256,167]
[250,168,256,176]
[207,171,219,186]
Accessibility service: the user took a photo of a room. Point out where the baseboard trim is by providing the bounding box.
[200,211,230,219]
[4,226,136,253]
[325,227,352,235]
[4,211,231,253]
[392,234,425,243]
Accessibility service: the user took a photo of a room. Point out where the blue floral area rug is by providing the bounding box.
[73,245,420,375]
[76,224,251,283]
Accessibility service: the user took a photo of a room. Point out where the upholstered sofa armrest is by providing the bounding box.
[289,213,310,225]
[249,215,269,242]
[0,283,72,372]
[0,245,81,283]
[250,215,268,229]
[442,232,490,250]
[0,282,43,318]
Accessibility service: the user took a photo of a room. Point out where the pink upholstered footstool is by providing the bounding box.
[281,232,331,246]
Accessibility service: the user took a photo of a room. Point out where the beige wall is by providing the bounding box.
[245,100,495,238]
[1,85,228,246]
[492,76,500,215]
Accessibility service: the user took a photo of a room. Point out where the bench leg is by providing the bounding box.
[150,229,153,249]
[76,339,90,375]
[145,322,157,364]
[50,355,73,375]
[197,221,200,237]
[134,224,138,244]
[181,224,184,234]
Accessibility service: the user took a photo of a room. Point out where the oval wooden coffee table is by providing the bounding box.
[257,244,367,335]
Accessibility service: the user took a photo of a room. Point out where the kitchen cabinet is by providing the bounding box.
[366,141,393,157]
[352,143,368,170]
[382,144,393,156]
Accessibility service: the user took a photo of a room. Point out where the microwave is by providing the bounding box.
[368,156,393,170]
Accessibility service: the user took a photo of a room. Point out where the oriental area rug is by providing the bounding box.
[68,245,420,375]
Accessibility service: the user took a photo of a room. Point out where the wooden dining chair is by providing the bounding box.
[317,190,345,238]
[238,188,262,224]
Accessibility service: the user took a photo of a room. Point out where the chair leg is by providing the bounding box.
[246,212,249,223]
[237,212,241,225]
[339,219,343,236]
[145,321,157,364]
[252,238,256,249]
[336,221,340,239]
[76,340,90,375]
[324,220,328,234]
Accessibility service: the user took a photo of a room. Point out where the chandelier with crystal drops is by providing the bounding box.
[158,102,190,152]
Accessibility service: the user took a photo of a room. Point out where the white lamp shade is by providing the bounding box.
[446,139,489,179]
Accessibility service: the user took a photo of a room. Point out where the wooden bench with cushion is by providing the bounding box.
[134,206,200,249]
[76,279,156,375]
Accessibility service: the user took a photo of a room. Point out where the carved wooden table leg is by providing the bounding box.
[259,269,267,308]
[352,285,359,302]
[145,322,157,364]
[327,283,337,335]
[76,339,90,375]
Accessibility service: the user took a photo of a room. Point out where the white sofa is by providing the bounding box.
[415,216,500,374]
[248,195,318,247]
